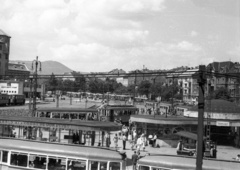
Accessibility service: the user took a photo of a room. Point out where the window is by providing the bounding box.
[139,165,150,170]
[0,53,1,58]
[29,154,47,169]
[48,156,66,170]
[2,151,8,163]
[67,159,86,170]
[5,54,8,60]
[152,167,171,170]
[10,152,28,167]
[88,161,108,170]
[109,162,121,170]
[0,45,2,50]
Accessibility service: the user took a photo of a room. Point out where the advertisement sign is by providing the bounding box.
[216,121,230,127]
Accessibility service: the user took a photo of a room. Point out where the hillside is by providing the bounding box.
[10,60,73,75]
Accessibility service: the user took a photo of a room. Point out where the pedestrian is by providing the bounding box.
[132,151,138,170]
[140,134,147,151]
[122,134,127,150]
[152,133,157,147]
[105,132,110,147]
[113,134,118,150]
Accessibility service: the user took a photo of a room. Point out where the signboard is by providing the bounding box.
[216,121,230,127]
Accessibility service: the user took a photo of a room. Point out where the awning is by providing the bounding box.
[175,131,206,140]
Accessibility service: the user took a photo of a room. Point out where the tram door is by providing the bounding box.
[109,110,114,122]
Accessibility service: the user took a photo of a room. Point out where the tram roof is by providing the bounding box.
[0,138,124,161]
[104,105,138,110]
[130,115,240,127]
[36,107,98,113]
[0,115,122,131]
[138,154,240,170]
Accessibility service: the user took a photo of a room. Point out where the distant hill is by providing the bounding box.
[10,60,73,75]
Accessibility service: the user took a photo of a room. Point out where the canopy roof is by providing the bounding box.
[175,131,206,140]
[189,99,240,113]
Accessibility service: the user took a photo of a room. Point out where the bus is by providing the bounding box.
[137,154,240,170]
[36,108,100,121]
[0,138,126,170]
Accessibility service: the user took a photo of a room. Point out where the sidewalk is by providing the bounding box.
[108,131,240,170]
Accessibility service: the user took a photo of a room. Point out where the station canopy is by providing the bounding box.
[189,99,240,113]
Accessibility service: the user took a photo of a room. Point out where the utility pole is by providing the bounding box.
[28,77,33,111]
[195,65,206,170]
[133,71,137,106]
[31,56,41,117]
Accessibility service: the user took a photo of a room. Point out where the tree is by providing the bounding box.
[138,80,151,97]
[149,82,163,100]
[46,73,58,92]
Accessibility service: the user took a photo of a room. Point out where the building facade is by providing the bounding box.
[0,29,11,77]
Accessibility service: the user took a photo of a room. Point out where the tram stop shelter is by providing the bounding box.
[0,115,121,147]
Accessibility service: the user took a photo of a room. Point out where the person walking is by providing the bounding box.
[122,134,127,150]
[113,134,118,150]
[132,151,138,170]
[105,132,110,147]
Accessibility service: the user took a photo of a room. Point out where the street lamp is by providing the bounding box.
[31,56,42,117]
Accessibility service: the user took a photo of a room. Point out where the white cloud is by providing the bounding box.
[1,0,238,72]
[228,45,240,56]
[190,30,198,37]
[169,41,202,51]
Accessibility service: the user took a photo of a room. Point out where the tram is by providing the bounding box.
[137,154,240,170]
[0,94,25,106]
[36,108,100,121]
[0,138,126,170]
[98,105,138,125]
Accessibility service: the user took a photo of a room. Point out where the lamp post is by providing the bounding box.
[31,56,42,117]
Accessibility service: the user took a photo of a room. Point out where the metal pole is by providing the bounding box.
[196,65,206,170]
[133,71,137,106]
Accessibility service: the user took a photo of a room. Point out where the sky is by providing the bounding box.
[1,0,240,72]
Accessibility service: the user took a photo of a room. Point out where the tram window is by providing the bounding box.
[109,162,121,170]
[89,161,107,170]
[152,167,171,170]
[29,154,46,169]
[10,152,28,167]
[99,162,107,170]
[48,157,66,170]
[89,161,98,170]
[2,150,8,163]
[67,159,86,170]
[138,165,150,170]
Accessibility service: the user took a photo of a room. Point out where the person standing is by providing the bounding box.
[152,133,157,147]
[113,134,118,150]
[122,134,127,150]
[105,132,110,147]
[132,151,138,170]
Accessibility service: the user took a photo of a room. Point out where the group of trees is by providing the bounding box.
[44,73,182,101]
[44,72,234,102]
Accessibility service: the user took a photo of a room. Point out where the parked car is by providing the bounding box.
[44,97,55,102]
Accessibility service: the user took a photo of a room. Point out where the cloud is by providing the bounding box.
[190,30,198,37]
[228,45,240,56]
[168,41,202,51]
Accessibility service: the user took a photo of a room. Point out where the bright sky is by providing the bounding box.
[1,0,240,72]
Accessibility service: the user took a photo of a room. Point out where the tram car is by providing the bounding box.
[137,154,240,170]
[0,93,8,106]
[0,138,126,170]
[0,94,25,106]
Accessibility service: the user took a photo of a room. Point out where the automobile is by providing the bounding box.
[44,97,55,102]
[60,96,66,100]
